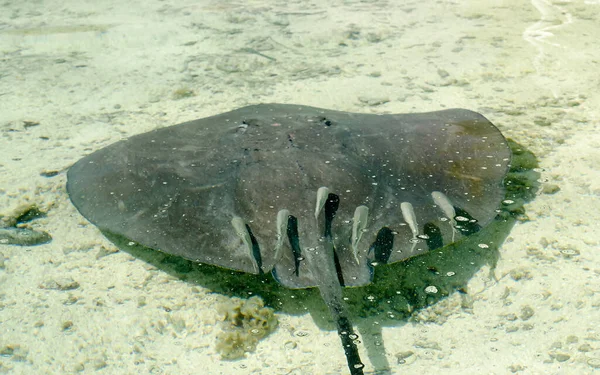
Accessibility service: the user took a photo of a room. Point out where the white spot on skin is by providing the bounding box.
[425,286,438,294]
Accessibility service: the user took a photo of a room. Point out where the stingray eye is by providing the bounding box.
[236,123,248,134]
[318,117,332,126]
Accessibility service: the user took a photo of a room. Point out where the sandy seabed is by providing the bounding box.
[1,1,599,374]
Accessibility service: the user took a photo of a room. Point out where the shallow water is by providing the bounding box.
[1,1,599,374]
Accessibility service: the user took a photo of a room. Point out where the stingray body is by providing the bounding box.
[67,104,511,374]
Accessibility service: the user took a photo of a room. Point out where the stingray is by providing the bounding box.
[66,103,511,374]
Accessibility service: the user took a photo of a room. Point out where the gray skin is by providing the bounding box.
[67,104,511,375]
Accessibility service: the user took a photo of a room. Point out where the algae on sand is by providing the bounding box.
[215,295,278,359]
[0,203,51,246]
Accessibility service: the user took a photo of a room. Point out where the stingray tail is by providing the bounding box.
[313,187,365,374]
[318,281,365,375]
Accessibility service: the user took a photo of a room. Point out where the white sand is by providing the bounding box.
[1,0,599,374]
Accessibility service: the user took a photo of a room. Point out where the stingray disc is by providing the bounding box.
[67,104,511,288]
